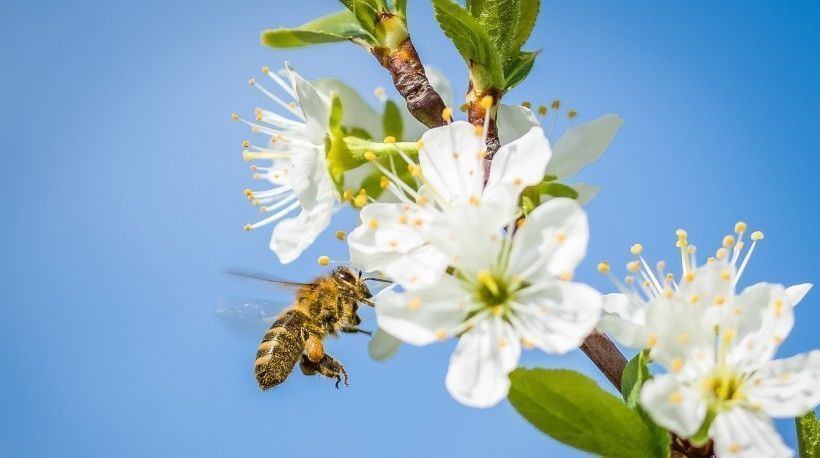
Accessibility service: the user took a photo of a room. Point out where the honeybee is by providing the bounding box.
[224,267,380,390]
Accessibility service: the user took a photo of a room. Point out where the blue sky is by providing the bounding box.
[1,1,818,456]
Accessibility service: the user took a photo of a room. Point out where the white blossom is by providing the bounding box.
[599,224,818,457]
[375,198,602,408]
[234,64,380,263]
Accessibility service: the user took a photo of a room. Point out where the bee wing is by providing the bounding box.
[215,297,290,335]
[224,270,309,293]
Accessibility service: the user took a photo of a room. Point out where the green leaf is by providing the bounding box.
[432,0,504,90]
[512,0,539,51]
[620,351,672,457]
[382,100,404,140]
[539,182,579,199]
[352,0,380,34]
[621,350,650,408]
[394,0,407,16]
[508,368,660,458]
[798,410,820,458]
[325,95,366,193]
[261,10,371,48]
[470,0,540,84]
[503,50,539,91]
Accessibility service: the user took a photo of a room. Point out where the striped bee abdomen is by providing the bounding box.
[254,309,309,390]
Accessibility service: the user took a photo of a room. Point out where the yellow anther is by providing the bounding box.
[627,261,640,272]
[243,224,253,231]
[716,247,728,260]
[671,358,684,372]
[663,288,674,298]
[630,243,643,255]
[669,391,683,405]
[715,295,726,305]
[231,112,239,121]
[684,272,695,283]
[252,173,263,180]
[521,101,532,109]
[665,273,675,281]
[723,235,736,248]
[558,271,573,281]
[496,338,508,348]
[407,163,421,177]
[735,221,747,233]
[241,140,250,148]
[707,257,716,264]
[388,240,398,248]
[242,150,252,162]
[474,125,484,136]
[383,135,396,144]
[335,231,346,241]
[773,335,783,344]
[379,176,389,189]
[728,444,741,455]
[413,217,424,227]
[516,218,526,229]
[688,245,697,254]
[469,196,481,206]
[690,295,700,304]
[597,261,610,273]
[733,306,742,316]
[261,66,270,73]
[657,260,666,270]
[551,99,561,109]
[354,193,368,208]
[408,298,421,311]
[721,270,732,281]
[491,305,504,316]
[521,337,535,349]
[625,275,634,284]
[342,190,353,202]
[248,78,256,86]
[415,140,424,150]
[722,328,735,344]
[441,107,453,121]
[398,214,409,225]
[243,188,253,197]
[676,229,688,239]
[677,333,690,344]
[364,151,377,161]
[416,195,429,206]
[555,232,567,242]
[251,199,261,206]
[646,334,658,347]
[751,231,764,240]
[317,256,330,266]
[479,95,494,109]
[436,330,447,341]
[368,218,379,230]
[773,299,784,316]
[567,109,578,119]
[537,105,547,116]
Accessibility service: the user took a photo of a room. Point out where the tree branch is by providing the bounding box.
[579,330,627,390]
[372,39,448,130]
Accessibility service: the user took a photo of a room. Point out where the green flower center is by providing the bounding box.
[702,370,747,407]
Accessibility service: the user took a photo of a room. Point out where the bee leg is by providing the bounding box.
[300,353,350,388]
[304,335,325,363]
[341,327,372,336]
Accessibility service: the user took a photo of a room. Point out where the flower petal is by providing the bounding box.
[367,327,403,362]
[569,183,600,206]
[709,407,792,458]
[598,293,649,348]
[510,281,602,354]
[286,63,329,144]
[269,200,331,264]
[383,244,447,290]
[374,276,469,346]
[786,283,812,306]
[347,202,432,274]
[484,126,551,201]
[313,78,383,139]
[645,295,716,377]
[445,316,521,408]
[640,374,707,437]
[418,121,485,205]
[509,197,589,279]
[727,283,795,371]
[546,114,623,179]
[745,350,820,418]
[497,103,540,145]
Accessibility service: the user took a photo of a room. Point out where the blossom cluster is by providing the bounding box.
[232,64,818,456]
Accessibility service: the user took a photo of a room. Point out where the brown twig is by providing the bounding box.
[372,39,448,130]
[579,330,627,390]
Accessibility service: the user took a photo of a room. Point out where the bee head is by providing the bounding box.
[332,267,372,299]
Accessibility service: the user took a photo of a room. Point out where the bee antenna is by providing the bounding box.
[363,277,393,284]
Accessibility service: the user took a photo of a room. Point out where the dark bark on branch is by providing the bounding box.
[465,83,501,185]
[373,40,448,130]
[579,330,627,391]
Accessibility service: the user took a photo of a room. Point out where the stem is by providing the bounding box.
[578,330,627,390]
[373,39,448,130]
